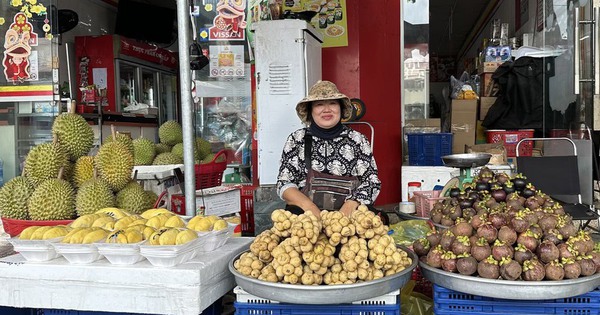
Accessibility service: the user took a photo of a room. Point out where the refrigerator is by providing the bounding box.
[251,19,323,186]
[250,19,323,234]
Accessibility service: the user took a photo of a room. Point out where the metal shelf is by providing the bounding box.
[16,113,59,117]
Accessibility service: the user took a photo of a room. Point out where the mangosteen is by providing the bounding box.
[456,255,478,276]
[467,190,479,201]
[542,229,563,245]
[521,183,537,198]
[510,211,530,234]
[557,220,577,240]
[477,255,500,279]
[503,181,516,195]
[430,209,443,224]
[522,209,539,226]
[522,259,546,281]
[439,230,456,251]
[512,174,527,190]
[478,167,495,181]
[495,172,510,185]
[449,187,461,199]
[499,257,522,280]
[552,203,565,215]
[485,197,498,208]
[490,184,507,202]
[451,235,472,256]
[528,224,543,239]
[477,222,498,244]
[577,255,597,276]
[557,242,577,260]
[567,232,592,256]
[426,231,442,248]
[537,240,560,264]
[538,214,558,232]
[426,245,444,268]
[462,207,477,221]
[514,244,534,265]
[534,191,547,206]
[441,215,455,227]
[452,219,473,237]
[448,206,463,221]
[412,238,431,257]
[475,181,490,192]
[471,237,492,262]
[488,211,507,230]
[441,251,458,273]
[505,194,524,212]
[545,260,565,280]
[517,230,539,252]
[562,257,582,279]
[498,226,517,245]
[525,196,541,211]
[589,251,600,274]
[491,240,514,261]
[470,213,488,230]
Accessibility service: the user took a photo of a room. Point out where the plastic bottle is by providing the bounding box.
[407,181,421,202]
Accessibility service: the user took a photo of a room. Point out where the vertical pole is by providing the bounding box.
[176,0,197,216]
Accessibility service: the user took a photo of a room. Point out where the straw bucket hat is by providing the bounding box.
[296,80,352,124]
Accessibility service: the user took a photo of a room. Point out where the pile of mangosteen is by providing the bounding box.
[414,167,600,281]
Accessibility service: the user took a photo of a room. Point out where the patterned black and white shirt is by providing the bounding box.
[276,126,381,205]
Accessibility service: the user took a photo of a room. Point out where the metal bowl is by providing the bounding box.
[419,260,600,300]
[441,153,492,168]
[229,246,417,304]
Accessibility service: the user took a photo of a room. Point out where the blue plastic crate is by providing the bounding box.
[434,284,600,315]
[234,301,400,315]
[0,307,36,315]
[407,133,453,166]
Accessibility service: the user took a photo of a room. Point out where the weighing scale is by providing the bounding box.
[440,153,492,195]
[224,164,251,184]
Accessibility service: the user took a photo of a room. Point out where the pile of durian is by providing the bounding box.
[152,120,218,166]
[0,108,196,222]
[233,206,413,286]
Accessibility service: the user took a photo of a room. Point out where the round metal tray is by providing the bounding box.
[419,260,600,300]
[441,153,492,168]
[228,246,417,304]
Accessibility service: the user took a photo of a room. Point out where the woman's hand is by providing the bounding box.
[282,187,321,218]
[340,199,360,217]
[304,203,321,218]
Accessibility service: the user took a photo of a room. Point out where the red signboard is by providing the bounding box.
[119,37,178,69]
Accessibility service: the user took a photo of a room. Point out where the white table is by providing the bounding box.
[0,237,252,315]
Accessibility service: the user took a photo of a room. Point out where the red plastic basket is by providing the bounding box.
[413,190,446,218]
[194,150,227,190]
[485,129,534,157]
[240,185,255,235]
[1,217,74,237]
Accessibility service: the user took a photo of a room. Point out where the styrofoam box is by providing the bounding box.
[233,286,400,305]
[52,242,104,264]
[132,164,184,180]
[139,237,201,267]
[196,229,229,252]
[8,237,62,262]
[95,241,146,265]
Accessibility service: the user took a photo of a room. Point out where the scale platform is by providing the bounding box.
[441,153,492,193]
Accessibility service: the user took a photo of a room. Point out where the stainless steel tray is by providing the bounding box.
[419,260,600,300]
[228,246,417,304]
[441,153,492,168]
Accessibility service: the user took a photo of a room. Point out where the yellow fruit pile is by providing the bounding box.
[17,207,198,246]
[187,214,228,232]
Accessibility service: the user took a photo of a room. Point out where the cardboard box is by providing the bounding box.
[481,73,499,97]
[466,143,507,165]
[170,185,241,216]
[479,97,497,120]
[450,99,477,153]
[405,119,441,128]
[478,61,503,74]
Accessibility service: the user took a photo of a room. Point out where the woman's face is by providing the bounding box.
[311,100,341,129]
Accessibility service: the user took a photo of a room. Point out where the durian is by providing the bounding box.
[24,142,69,186]
[75,179,115,216]
[103,132,134,154]
[95,140,134,191]
[73,156,95,188]
[115,181,154,214]
[196,137,212,160]
[146,190,159,208]
[158,120,183,145]
[132,137,156,165]
[52,112,94,161]
[28,178,76,220]
[152,152,183,165]
[171,143,185,159]
[0,176,35,219]
[155,143,172,154]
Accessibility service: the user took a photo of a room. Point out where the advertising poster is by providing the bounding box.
[194,0,248,42]
[209,45,245,78]
[282,0,348,48]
